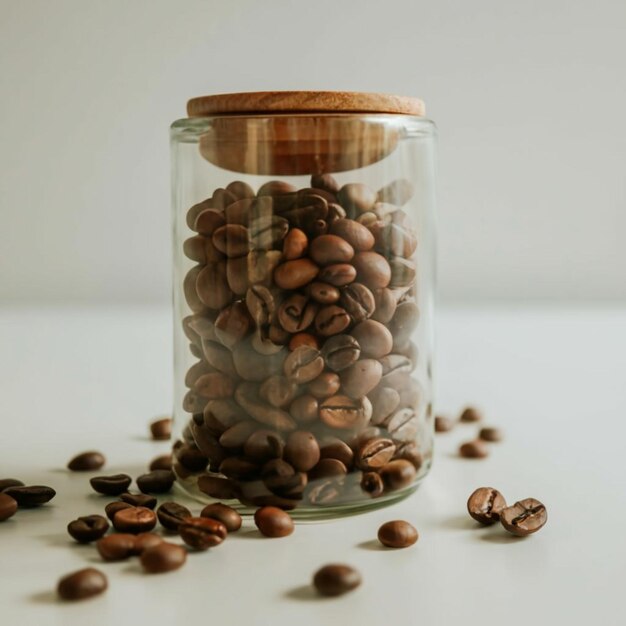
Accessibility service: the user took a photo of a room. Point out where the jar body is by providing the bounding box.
[171,113,436,518]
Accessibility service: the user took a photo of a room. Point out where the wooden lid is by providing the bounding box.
[187,91,425,118]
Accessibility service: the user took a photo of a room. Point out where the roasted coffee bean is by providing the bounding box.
[289,333,319,351]
[313,564,361,597]
[219,456,260,481]
[371,288,397,323]
[338,183,376,215]
[204,398,246,433]
[254,506,294,537]
[57,568,108,601]
[141,542,187,573]
[244,429,284,461]
[311,173,340,194]
[321,334,361,371]
[179,516,228,550]
[184,235,222,263]
[196,262,232,310]
[340,359,383,399]
[112,507,157,534]
[394,442,423,469]
[261,458,296,482]
[197,475,239,500]
[377,179,413,206]
[97,533,137,561]
[329,219,375,251]
[284,345,324,384]
[212,187,238,210]
[200,503,242,532]
[225,198,255,226]
[149,454,173,472]
[133,532,163,555]
[356,438,396,470]
[377,520,418,548]
[317,263,356,286]
[105,501,133,522]
[319,395,372,430]
[467,487,507,525]
[183,265,205,313]
[309,234,354,265]
[0,478,24,492]
[385,407,419,442]
[136,470,175,494]
[194,208,225,236]
[289,394,319,424]
[235,382,296,431]
[352,251,391,289]
[460,406,482,422]
[194,372,235,399]
[67,515,110,543]
[500,498,547,536]
[212,224,250,257]
[459,440,489,459]
[174,443,209,472]
[284,431,320,472]
[319,437,354,468]
[479,427,503,442]
[249,215,289,250]
[119,492,157,509]
[248,250,283,287]
[226,180,255,200]
[307,479,342,505]
[309,458,348,480]
[282,228,308,260]
[380,459,416,491]
[351,320,393,359]
[388,301,419,350]
[225,255,250,295]
[369,386,401,424]
[232,339,287,382]
[259,375,298,408]
[434,415,454,432]
[148,418,172,442]
[157,501,192,531]
[214,301,252,348]
[389,257,416,288]
[252,329,285,355]
[258,180,298,197]
[339,283,375,323]
[274,259,319,290]
[67,451,106,472]
[361,472,384,497]
[315,305,351,336]
[182,389,208,414]
[278,294,317,333]
[308,371,340,399]
[186,198,212,230]
[0,493,18,521]
[307,281,340,304]
[380,354,413,387]
[4,485,56,507]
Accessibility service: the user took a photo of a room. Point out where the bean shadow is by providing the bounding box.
[480,532,526,544]
[356,539,387,551]
[284,585,324,601]
[29,591,59,604]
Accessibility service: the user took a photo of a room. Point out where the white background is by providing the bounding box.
[1,0,625,305]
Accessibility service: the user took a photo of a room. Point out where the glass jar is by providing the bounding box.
[170,91,436,518]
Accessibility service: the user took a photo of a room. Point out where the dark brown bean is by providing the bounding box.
[0,493,18,521]
[67,515,110,543]
[314,305,351,336]
[157,501,192,531]
[434,415,454,432]
[380,460,417,491]
[394,442,423,469]
[243,429,284,462]
[467,487,507,525]
[321,334,360,371]
[479,427,503,442]
[226,180,255,200]
[274,259,319,290]
[150,417,172,440]
[179,517,228,550]
[183,265,205,313]
[317,263,356,286]
[360,472,384,497]
[460,406,483,422]
[0,479,24,492]
[57,568,108,601]
[211,224,250,257]
[319,437,354,468]
[307,281,341,304]
[112,507,157,534]
[500,498,547,536]
[194,208,224,236]
[309,458,348,480]
[283,228,308,260]
[459,440,489,459]
[200,503,242,532]
[133,533,164,555]
[284,431,320,472]
[214,301,252,348]
[196,262,232,310]
[308,372,340,399]
[309,234,354,265]
[96,533,137,561]
[149,454,173,472]
[4,485,56,507]
[235,382,296,431]
[289,394,319,424]
[140,542,187,573]
[67,451,106,472]
[377,520,418,548]
[313,564,362,597]
[311,173,340,194]
[338,183,376,214]
[278,294,317,333]
[197,475,239,500]
[105,501,133,522]
[136,470,175,494]
[254,506,294,537]
[120,492,157,509]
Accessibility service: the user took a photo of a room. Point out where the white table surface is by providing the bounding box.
[1,305,625,626]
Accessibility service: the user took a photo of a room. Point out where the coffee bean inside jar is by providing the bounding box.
[172,92,437,515]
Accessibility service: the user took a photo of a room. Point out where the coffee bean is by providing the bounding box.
[317,263,356,286]
[136,470,175,494]
[211,224,250,257]
[315,305,351,336]
[226,180,255,200]
[371,288,397,323]
[380,459,416,491]
[369,386,400,424]
[150,417,172,440]
[308,371,340,398]
[360,472,384,497]
[307,479,342,505]
[57,568,107,601]
[67,451,105,472]
[235,382,296,431]
[313,564,361,596]
[309,234,354,265]
[4,485,56,507]
[352,251,391,289]
[214,301,252,348]
[278,293,317,333]
[0,478,23,492]
[179,516,228,550]
[259,375,298,408]
[0,493,18,521]
[197,475,239,500]
[377,179,413,206]
[105,501,133,522]
[389,258,416,288]
[283,228,308,260]
[319,437,354,468]
[120,493,157,509]
[97,533,137,561]
[339,283,375,323]
[377,520,418,548]
[112,506,157,534]
[340,359,383,399]
[140,542,187,573]
[434,415,454,432]
[174,443,209,472]
[274,259,319,290]
[479,427,503,442]
[385,407,419,443]
[307,282,340,304]
[157,501,192,531]
[249,214,289,250]
[319,395,372,430]
[329,219,375,251]
[351,319,393,359]
[219,455,259,480]
[284,345,324,384]
[194,208,225,236]
[309,458,348,481]
[289,394,319,424]
[394,442,423,469]
[459,406,482,422]
[133,532,164,555]
[459,440,489,459]
[356,438,396,470]
[338,183,376,215]
[254,506,294,537]
[289,332,319,351]
[500,498,547,536]
[232,339,287,382]
[284,431,320,472]
[258,180,298,197]
[388,301,419,350]
[200,503,242,532]
[196,261,232,310]
[311,173,340,194]
[244,429,284,462]
[467,487,507,525]
[194,372,235,399]
[321,334,360,371]
[67,515,110,543]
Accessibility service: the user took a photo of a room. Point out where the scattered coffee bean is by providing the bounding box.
[500,498,547,536]
[0,478,24,492]
[179,516,228,550]
[467,487,507,525]
[120,492,157,509]
[459,406,482,422]
[434,415,454,433]
[157,501,192,531]
[313,564,362,597]
[133,532,163,555]
[67,515,110,543]
[479,427,503,442]
[0,493,18,521]
[459,440,489,459]
[90,474,132,496]
[112,506,157,534]
[3,485,56,508]
[141,542,187,573]
[378,520,418,548]
[57,568,107,601]
[67,451,106,472]
[149,454,173,471]
[97,533,137,561]
[150,417,172,440]
[136,470,175,494]
[104,501,133,522]
[200,503,242,532]
[254,506,294,537]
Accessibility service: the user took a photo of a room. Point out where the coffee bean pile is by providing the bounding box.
[177,173,426,509]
